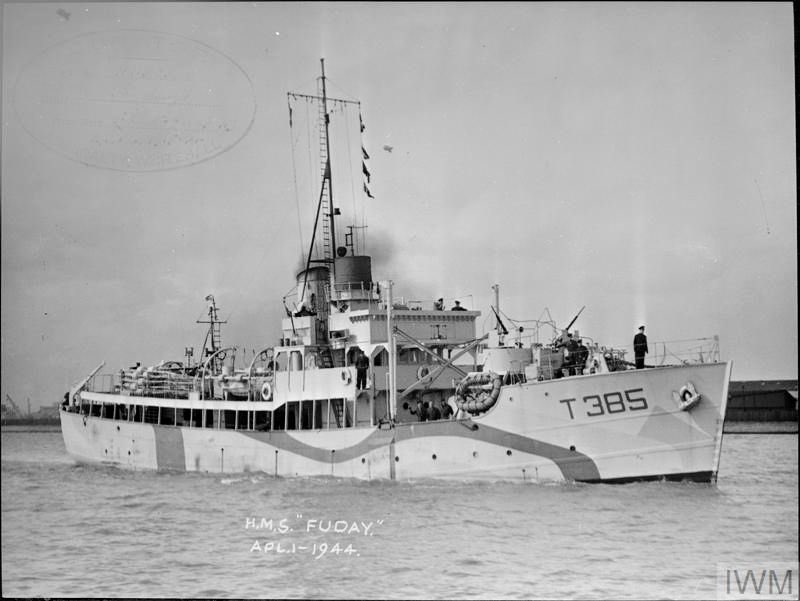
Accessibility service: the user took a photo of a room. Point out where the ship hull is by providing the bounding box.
[60,362,731,483]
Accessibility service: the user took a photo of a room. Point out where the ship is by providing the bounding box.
[60,60,732,483]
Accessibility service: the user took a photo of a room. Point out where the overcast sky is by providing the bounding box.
[2,2,796,410]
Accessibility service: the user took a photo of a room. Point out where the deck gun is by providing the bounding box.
[554,306,585,345]
[564,306,585,332]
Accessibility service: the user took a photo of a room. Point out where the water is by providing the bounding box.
[2,427,797,599]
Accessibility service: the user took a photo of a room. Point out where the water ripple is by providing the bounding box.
[1,431,797,599]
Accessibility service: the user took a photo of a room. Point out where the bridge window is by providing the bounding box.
[272,405,285,430]
[286,402,298,430]
[160,407,175,426]
[254,411,270,431]
[373,349,388,366]
[290,351,303,372]
[305,351,319,369]
[313,400,324,429]
[300,401,313,429]
[144,406,158,424]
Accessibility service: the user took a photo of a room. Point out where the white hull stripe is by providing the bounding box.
[239,428,395,463]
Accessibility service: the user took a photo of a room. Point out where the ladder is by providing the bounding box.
[211,320,222,355]
[317,77,333,264]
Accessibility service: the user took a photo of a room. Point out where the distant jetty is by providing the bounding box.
[2,417,60,427]
[2,394,60,427]
[726,380,797,421]
[724,380,797,433]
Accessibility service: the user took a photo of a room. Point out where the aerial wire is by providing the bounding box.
[343,104,358,253]
[288,96,306,258]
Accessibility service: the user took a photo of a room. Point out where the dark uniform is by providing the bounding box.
[355,353,370,389]
[566,336,579,375]
[575,342,589,373]
[633,327,648,369]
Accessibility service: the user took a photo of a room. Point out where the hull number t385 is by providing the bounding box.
[559,388,648,420]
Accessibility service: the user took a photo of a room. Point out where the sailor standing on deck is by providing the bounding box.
[355,349,370,390]
[633,325,648,369]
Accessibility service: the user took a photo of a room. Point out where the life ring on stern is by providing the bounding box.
[260,382,273,401]
[417,366,430,380]
[341,369,352,384]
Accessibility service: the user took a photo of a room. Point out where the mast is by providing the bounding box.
[288,61,363,313]
[197,294,226,372]
[386,280,397,420]
[491,283,507,345]
[320,58,337,279]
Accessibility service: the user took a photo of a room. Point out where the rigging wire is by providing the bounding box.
[343,104,358,254]
[288,96,306,258]
[358,102,368,254]
[325,78,359,103]
[304,99,318,259]
[324,77,367,254]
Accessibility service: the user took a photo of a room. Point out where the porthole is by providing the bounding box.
[506,450,512,456]
[432,454,437,460]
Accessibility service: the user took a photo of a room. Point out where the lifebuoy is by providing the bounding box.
[455,372,503,414]
[260,382,272,401]
[82,415,88,427]
[417,366,430,380]
[341,369,352,384]
[677,381,702,411]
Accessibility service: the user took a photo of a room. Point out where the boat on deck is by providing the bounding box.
[60,60,732,483]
